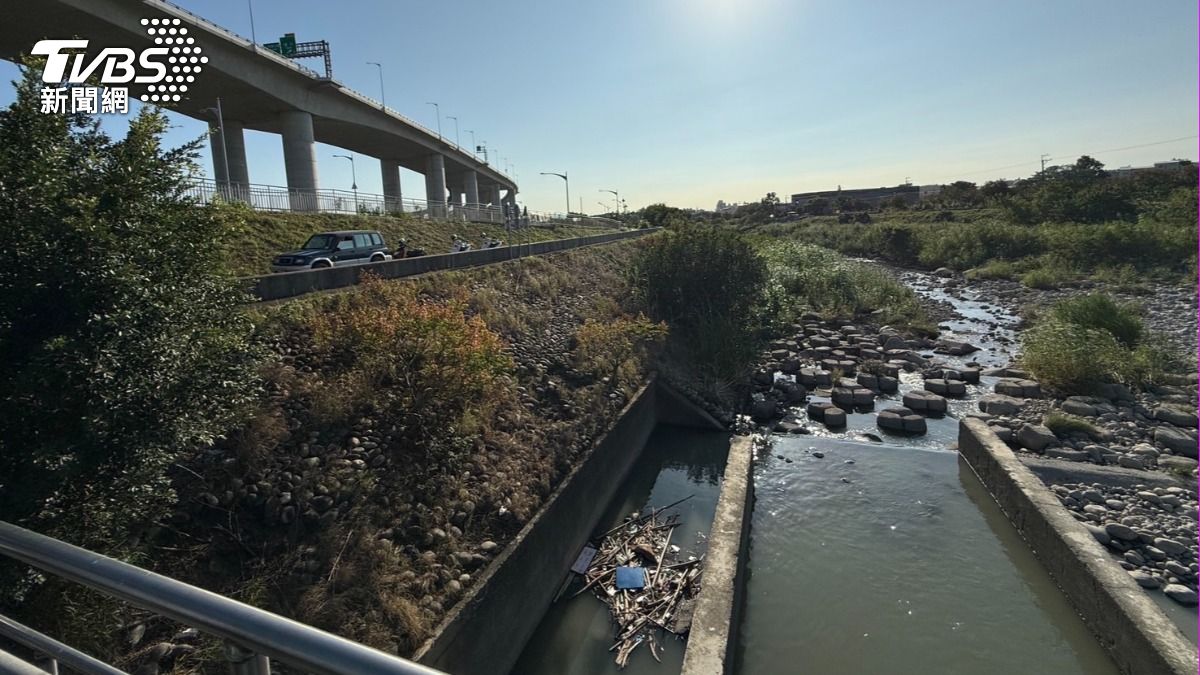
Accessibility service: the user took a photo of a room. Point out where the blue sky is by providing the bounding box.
[1,0,1195,211]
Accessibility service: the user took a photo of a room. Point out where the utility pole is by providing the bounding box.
[1040,154,1050,172]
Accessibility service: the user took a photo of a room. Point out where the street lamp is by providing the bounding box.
[201,98,230,199]
[425,102,441,141]
[333,153,358,212]
[540,171,570,218]
[465,129,476,157]
[446,115,460,149]
[600,188,619,216]
[247,0,257,47]
[367,61,385,109]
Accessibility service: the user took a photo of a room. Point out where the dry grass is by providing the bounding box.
[213,203,620,276]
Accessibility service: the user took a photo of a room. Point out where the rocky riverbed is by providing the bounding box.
[741,264,1198,612]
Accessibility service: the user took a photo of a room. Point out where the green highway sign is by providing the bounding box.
[264,33,297,56]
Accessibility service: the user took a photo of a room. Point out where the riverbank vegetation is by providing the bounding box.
[1,64,670,671]
[1020,293,1181,393]
[628,226,933,409]
[736,156,1197,288]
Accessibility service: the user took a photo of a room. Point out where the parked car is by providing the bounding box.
[271,230,391,272]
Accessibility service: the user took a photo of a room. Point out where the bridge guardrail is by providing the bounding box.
[0,521,444,675]
[182,178,625,230]
[247,228,659,302]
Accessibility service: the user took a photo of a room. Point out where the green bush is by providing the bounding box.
[760,241,931,332]
[1020,319,1128,392]
[629,225,768,375]
[1020,266,1071,289]
[1021,293,1179,393]
[1049,293,1142,348]
[0,66,262,552]
[1043,412,1100,438]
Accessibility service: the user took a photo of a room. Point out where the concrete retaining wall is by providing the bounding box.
[958,417,1197,675]
[412,382,660,675]
[247,228,658,302]
[680,435,754,675]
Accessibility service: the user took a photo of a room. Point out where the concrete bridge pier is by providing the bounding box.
[425,153,447,218]
[381,159,403,214]
[209,120,250,203]
[464,170,480,205]
[280,110,319,212]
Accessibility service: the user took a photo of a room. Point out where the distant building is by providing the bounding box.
[919,184,943,200]
[1108,160,1192,179]
[790,184,919,208]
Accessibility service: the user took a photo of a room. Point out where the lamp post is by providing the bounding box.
[367,61,385,109]
[201,98,230,200]
[465,129,476,157]
[425,102,441,141]
[446,115,461,149]
[600,189,619,216]
[540,171,570,218]
[333,153,358,212]
[247,0,257,47]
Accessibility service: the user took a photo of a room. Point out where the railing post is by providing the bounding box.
[224,640,271,675]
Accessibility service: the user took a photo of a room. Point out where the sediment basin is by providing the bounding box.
[512,426,730,675]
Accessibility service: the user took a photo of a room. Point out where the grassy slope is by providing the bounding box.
[216,205,619,276]
[68,237,661,670]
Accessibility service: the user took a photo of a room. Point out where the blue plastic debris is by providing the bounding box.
[615,566,646,590]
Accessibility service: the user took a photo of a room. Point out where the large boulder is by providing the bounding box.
[1061,397,1098,417]
[1155,427,1198,459]
[995,378,1041,398]
[1155,405,1198,429]
[750,396,777,422]
[1016,424,1057,452]
[979,393,1024,416]
[935,339,979,356]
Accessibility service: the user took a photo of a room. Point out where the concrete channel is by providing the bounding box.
[958,417,1197,675]
[411,378,724,675]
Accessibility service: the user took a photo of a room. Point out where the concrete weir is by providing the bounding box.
[958,417,1197,675]
[680,435,754,675]
[412,378,725,675]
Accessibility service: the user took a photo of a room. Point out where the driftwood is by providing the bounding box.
[578,501,704,669]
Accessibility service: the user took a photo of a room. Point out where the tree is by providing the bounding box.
[980,179,1011,201]
[940,180,980,207]
[761,191,780,206]
[0,65,262,552]
[629,226,768,375]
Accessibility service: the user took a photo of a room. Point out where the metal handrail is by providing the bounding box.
[0,612,126,675]
[182,177,627,230]
[0,521,444,675]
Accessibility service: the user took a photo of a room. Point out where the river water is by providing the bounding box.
[511,426,729,675]
[736,436,1118,674]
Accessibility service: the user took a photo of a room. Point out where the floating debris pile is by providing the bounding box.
[574,497,704,668]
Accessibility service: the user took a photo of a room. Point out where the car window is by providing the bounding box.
[354,234,371,248]
[336,237,354,251]
[303,234,334,250]
[371,233,383,246]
